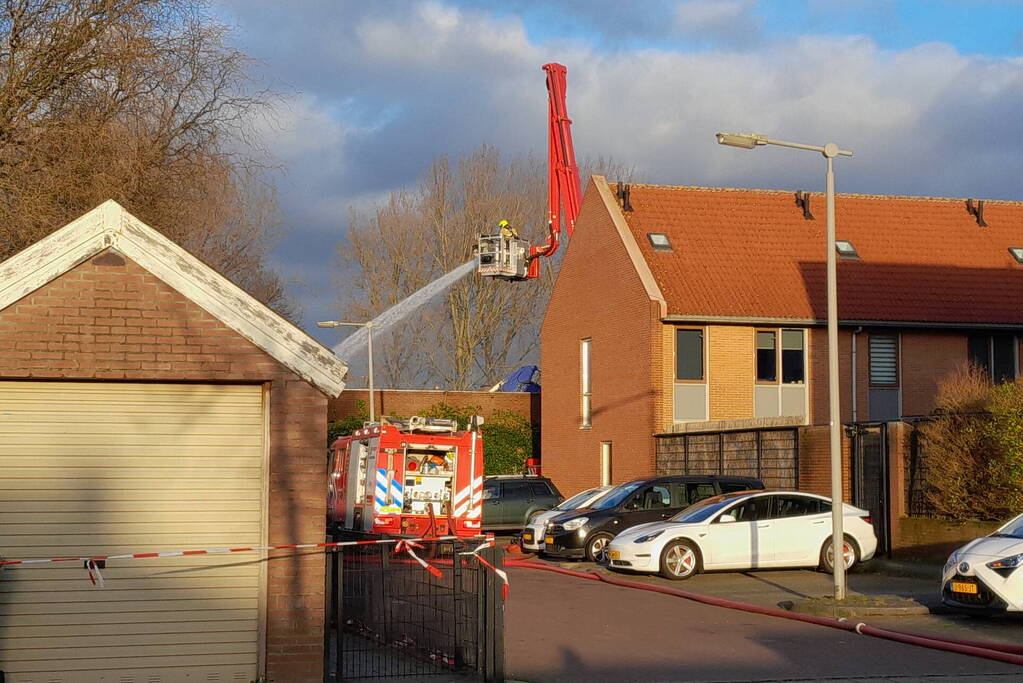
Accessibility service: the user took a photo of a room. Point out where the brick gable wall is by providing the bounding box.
[541,179,661,494]
[0,250,327,682]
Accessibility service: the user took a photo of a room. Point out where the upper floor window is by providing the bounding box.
[756,329,805,384]
[969,333,1018,384]
[676,329,704,381]
[869,334,899,386]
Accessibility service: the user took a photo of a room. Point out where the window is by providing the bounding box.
[756,331,776,382]
[676,329,704,381]
[969,333,1018,384]
[869,334,899,386]
[781,330,805,384]
[529,482,553,497]
[719,481,755,493]
[718,497,769,523]
[647,233,673,252]
[756,329,805,384]
[580,338,592,427]
[835,240,860,259]
[773,495,818,518]
[482,485,498,500]
[502,482,530,499]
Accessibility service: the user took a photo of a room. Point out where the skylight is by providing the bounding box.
[835,240,859,259]
[1010,247,1023,265]
[647,233,673,252]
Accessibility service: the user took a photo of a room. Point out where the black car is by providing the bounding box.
[541,475,763,561]
[481,475,563,531]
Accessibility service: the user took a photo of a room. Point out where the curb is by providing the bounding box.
[779,597,931,617]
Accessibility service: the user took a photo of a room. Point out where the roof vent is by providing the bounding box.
[966,198,988,227]
[1009,247,1023,265]
[647,233,672,252]
[794,191,814,220]
[616,182,634,212]
[835,240,860,259]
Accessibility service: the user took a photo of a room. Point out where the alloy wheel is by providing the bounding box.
[827,540,856,570]
[665,544,697,578]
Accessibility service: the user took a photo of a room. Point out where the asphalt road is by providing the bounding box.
[504,565,1023,682]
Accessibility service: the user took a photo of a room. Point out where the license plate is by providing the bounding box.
[951,581,978,595]
[544,536,554,545]
[522,532,533,542]
[608,551,620,560]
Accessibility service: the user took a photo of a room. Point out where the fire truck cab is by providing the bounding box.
[328,416,484,538]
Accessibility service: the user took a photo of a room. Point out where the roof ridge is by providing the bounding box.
[621,183,1023,205]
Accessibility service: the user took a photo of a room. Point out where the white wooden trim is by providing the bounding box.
[0,201,347,396]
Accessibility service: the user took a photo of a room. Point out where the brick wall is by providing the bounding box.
[900,332,967,416]
[328,389,539,427]
[0,250,327,682]
[707,325,754,421]
[797,425,852,500]
[541,178,661,495]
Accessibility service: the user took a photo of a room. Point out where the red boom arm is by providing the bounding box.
[526,63,581,279]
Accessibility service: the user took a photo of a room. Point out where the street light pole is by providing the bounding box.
[317,320,376,423]
[716,133,853,600]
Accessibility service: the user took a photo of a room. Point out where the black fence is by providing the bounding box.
[325,535,504,682]
[655,427,799,488]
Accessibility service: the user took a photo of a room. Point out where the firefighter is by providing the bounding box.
[498,219,518,240]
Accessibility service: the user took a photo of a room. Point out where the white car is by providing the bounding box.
[520,485,612,552]
[942,512,1023,613]
[604,490,877,580]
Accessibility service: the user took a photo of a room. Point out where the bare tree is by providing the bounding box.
[0,0,294,317]
[339,144,634,389]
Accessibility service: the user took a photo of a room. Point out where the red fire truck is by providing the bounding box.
[328,416,484,538]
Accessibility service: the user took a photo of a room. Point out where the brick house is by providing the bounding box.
[542,176,1023,495]
[0,201,346,683]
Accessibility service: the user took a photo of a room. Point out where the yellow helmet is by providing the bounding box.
[498,219,510,227]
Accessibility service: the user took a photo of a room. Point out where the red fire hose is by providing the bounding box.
[504,557,1023,667]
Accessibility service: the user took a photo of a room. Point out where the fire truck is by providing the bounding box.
[328,416,484,538]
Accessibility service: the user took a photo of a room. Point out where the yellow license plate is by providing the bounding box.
[608,551,620,560]
[544,536,554,545]
[523,532,533,542]
[951,581,978,595]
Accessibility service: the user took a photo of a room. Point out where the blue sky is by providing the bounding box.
[215,0,1023,350]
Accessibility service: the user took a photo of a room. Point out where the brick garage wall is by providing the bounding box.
[0,250,327,682]
[900,331,967,416]
[328,389,539,427]
[541,178,661,495]
[797,424,852,500]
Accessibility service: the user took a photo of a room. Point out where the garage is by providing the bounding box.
[0,202,347,683]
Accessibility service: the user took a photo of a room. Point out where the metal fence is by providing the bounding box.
[324,535,504,682]
[655,427,799,488]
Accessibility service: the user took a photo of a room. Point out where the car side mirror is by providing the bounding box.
[717,513,737,523]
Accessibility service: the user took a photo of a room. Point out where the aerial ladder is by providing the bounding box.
[476,63,582,280]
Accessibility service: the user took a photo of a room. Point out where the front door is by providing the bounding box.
[706,496,773,568]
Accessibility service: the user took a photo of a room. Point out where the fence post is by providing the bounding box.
[482,544,505,683]
[333,548,345,680]
[755,430,762,481]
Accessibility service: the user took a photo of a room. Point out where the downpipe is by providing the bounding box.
[504,558,1023,666]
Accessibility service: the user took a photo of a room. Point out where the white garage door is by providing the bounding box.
[0,381,265,683]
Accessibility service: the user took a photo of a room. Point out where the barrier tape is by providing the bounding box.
[0,535,463,586]
[460,540,509,600]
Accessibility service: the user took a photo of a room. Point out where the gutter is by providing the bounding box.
[661,315,1023,331]
[851,326,863,423]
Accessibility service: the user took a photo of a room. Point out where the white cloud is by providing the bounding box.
[674,0,762,46]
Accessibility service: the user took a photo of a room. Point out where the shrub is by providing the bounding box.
[327,400,369,446]
[920,363,1023,520]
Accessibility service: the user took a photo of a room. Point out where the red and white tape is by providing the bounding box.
[460,540,509,600]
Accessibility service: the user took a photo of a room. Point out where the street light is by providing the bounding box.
[318,320,376,423]
[716,131,854,600]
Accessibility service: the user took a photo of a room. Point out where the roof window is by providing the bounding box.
[647,233,673,252]
[835,240,859,259]
[1009,247,1023,265]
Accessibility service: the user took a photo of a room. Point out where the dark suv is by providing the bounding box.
[482,475,563,531]
[541,475,763,561]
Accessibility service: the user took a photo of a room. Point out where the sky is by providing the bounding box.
[215,0,1023,349]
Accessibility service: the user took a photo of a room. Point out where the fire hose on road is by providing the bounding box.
[503,557,1023,667]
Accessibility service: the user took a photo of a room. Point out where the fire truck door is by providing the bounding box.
[350,439,378,531]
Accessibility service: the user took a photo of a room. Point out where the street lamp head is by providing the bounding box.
[716,132,767,149]
[316,321,341,328]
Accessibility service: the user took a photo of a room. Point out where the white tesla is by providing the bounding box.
[942,512,1023,613]
[604,490,877,580]
[520,485,612,552]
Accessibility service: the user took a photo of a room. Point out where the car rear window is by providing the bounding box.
[529,481,553,496]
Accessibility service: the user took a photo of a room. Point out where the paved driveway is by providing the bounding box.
[505,565,1023,682]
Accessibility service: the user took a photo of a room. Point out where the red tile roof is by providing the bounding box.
[619,184,1023,325]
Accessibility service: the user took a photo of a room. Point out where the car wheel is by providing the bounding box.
[659,539,701,581]
[585,532,614,563]
[819,535,859,573]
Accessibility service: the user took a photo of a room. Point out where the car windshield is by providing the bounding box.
[994,513,1023,539]
[590,481,644,510]
[670,495,741,523]
[556,487,605,511]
